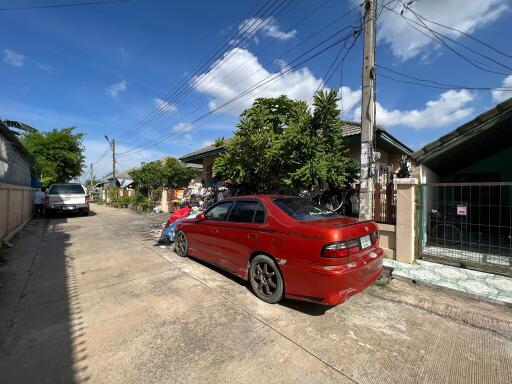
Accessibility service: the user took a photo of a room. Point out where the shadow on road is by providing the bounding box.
[187,255,332,316]
[0,217,90,383]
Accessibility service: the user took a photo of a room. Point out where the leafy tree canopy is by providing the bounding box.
[129,157,197,198]
[213,90,358,194]
[22,127,85,186]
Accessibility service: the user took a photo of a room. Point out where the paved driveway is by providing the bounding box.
[0,204,511,384]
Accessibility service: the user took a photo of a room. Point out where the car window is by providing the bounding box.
[228,201,263,223]
[273,197,341,221]
[205,202,233,221]
[49,184,85,195]
[253,203,266,224]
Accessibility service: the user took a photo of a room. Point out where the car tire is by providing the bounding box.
[249,255,284,304]
[82,210,90,216]
[174,231,188,257]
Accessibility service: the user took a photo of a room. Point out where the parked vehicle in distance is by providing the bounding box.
[174,195,383,305]
[46,183,91,216]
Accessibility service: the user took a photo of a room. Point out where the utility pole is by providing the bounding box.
[359,0,377,220]
[104,136,116,179]
[89,162,95,186]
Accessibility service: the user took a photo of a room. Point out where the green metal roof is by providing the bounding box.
[413,97,512,164]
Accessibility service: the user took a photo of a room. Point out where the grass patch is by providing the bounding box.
[374,277,392,289]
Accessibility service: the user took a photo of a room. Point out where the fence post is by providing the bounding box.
[386,182,394,224]
[373,183,381,222]
[394,178,418,263]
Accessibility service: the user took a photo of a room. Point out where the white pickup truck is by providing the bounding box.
[46,183,90,216]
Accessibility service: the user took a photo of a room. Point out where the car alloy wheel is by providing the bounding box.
[175,231,188,257]
[249,255,284,304]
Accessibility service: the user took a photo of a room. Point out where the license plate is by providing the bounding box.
[360,235,371,249]
[63,206,74,210]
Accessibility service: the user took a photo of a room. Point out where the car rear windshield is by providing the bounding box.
[49,184,85,195]
[273,197,341,221]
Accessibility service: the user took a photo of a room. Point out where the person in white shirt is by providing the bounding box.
[33,187,46,218]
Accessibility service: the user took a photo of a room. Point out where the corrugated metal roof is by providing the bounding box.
[413,96,512,164]
[179,144,227,162]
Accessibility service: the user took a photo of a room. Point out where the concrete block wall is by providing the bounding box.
[377,223,396,259]
[376,179,417,264]
[0,183,35,241]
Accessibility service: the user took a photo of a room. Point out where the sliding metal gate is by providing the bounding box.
[417,183,512,276]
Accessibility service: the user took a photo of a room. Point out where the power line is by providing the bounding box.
[115,0,361,147]
[394,3,512,73]
[115,0,286,143]
[377,66,512,91]
[118,28,360,157]
[0,0,130,11]
[385,2,511,76]
[396,2,512,59]
[116,3,363,150]
[117,0,359,150]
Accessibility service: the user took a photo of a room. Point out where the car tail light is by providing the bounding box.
[85,195,91,203]
[322,239,360,263]
[370,231,379,246]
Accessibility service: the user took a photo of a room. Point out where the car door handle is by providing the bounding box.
[248,234,257,239]
[212,229,219,233]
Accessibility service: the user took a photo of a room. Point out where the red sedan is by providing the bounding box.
[174,195,383,306]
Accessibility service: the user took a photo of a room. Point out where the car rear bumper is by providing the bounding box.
[281,247,384,306]
[47,203,89,211]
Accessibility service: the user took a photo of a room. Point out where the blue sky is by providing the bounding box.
[1,0,511,178]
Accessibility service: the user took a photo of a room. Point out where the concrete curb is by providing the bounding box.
[0,218,32,250]
[384,264,512,308]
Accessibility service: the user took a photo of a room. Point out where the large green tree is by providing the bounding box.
[22,127,85,185]
[129,157,196,199]
[213,90,358,194]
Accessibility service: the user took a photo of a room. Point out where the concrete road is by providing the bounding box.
[0,204,511,384]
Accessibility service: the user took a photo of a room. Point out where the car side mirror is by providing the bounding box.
[196,213,205,221]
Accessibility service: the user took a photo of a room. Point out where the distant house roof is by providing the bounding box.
[0,121,31,161]
[341,121,413,155]
[412,97,512,175]
[180,122,412,164]
[179,144,227,164]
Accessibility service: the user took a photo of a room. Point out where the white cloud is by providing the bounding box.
[339,86,361,115]
[105,80,127,98]
[201,139,214,147]
[37,63,54,72]
[194,48,322,115]
[492,75,512,103]
[172,122,192,133]
[3,49,25,67]
[184,133,193,141]
[154,98,177,113]
[378,0,509,61]
[353,89,474,130]
[237,17,297,43]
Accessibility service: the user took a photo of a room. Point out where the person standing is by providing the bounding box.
[33,187,46,218]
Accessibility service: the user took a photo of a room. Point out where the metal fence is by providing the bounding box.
[373,182,395,224]
[417,183,512,276]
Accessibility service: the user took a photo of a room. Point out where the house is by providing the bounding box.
[412,97,512,276]
[179,144,225,187]
[179,121,412,187]
[0,121,34,242]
